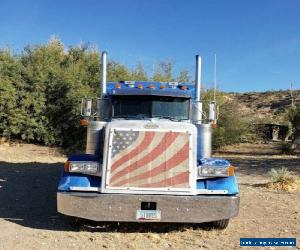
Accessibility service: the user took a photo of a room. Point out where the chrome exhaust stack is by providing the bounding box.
[192,55,203,124]
[86,51,109,154]
[193,55,212,159]
[100,51,107,98]
[97,51,111,121]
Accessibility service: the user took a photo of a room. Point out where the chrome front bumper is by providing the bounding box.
[57,192,239,223]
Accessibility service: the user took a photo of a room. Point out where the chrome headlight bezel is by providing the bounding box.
[68,161,100,175]
[197,165,233,178]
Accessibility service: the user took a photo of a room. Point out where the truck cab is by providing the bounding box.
[57,53,239,228]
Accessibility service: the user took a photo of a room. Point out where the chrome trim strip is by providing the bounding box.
[69,187,101,192]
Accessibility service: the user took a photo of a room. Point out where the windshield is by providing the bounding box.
[112,95,190,121]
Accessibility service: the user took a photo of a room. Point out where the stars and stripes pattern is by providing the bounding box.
[107,130,190,189]
[111,131,139,158]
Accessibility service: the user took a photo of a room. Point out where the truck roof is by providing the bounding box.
[106,81,196,99]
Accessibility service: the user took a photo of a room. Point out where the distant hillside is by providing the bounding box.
[228,90,300,124]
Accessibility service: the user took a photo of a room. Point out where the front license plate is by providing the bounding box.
[136,210,161,221]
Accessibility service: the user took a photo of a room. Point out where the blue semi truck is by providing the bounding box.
[57,53,239,229]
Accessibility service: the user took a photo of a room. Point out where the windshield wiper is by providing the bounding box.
[151,115,179,121]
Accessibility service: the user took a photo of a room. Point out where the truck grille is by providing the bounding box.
[106,130,190,190]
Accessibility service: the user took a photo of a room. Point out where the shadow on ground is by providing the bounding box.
[0,161,67,230]
[229,158,300,177]
[0,157,299,232]
[0,161,213,232]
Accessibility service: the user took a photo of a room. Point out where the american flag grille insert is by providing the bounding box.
[107,130,190,189]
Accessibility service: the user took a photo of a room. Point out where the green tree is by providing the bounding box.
[0,48,27,139]
[107,60,131,82]
[213,99,252,147]
[0,38,254,150]
[131,62,148,81]
[177,69,190,82]
[152,60,173,82]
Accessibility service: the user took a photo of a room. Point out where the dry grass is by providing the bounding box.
[266,167,300,192]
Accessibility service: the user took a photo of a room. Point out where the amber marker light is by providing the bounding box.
[211,123,217,129]
[228,165,235,176]
[64,161,70,172]
[115,83,121,89]
[80,119,89,127]
[180,85,188,90]
[149,84,155,89]
[160,85,166,89]
[137,84,143,89]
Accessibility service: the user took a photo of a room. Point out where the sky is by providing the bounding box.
[0,0,299,92]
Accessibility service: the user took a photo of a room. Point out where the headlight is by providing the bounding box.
[198,165,234,178]
[65,161,100,175]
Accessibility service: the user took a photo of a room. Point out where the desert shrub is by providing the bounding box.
[269,167,291,182]
[287,104,300,125]
[267,167,299,192]
[200,89,254,148]
[210,97,254,148]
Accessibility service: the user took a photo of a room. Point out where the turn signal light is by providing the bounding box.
[80,119,89,127]
[211,123,217,129]
[149,84,155,89]
[137,84,143,89]
[115,83,121,89]
[180,85,188,90]
[228,165,235,176]
[160,85,166,89]
[64,161,70,172]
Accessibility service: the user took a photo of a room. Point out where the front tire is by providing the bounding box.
[63,215,84,228]
[206,219,229,230]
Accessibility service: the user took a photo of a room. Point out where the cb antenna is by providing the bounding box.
[213,53,217,101]
[290,82,295,107]
[208,54,218,124]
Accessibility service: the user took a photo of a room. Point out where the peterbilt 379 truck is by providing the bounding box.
[57,52,239,229]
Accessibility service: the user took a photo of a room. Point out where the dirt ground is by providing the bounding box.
[0,142,299,250]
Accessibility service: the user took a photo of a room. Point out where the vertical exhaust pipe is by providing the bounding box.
[195,55,201,102]
[86,51,109,155]
[194,55,211,159]
[193,55,203,124]
[100,51,107,98]
[97,51,110,121]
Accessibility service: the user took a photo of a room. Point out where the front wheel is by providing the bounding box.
[206,219,230,230]
[63,215,84,228]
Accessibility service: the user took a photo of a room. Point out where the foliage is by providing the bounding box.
[267,167,299,192]
[284,103,300,142]
[0,38,252,150]
[269,167,291,182]
[0,39,99,149]
[107,60,131,82]
[201,89,254,148]
[152,60,174,82]
[176,69,190,82]
[0,49,26,139]
[131,62,148,81]
[287,103,300,125]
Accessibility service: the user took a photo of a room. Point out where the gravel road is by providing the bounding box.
[0,143,299,249]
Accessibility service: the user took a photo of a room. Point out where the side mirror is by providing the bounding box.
[208,101,218,124]
[81,98,92,118]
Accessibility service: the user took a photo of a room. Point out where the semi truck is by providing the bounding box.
[57,52,239,229]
